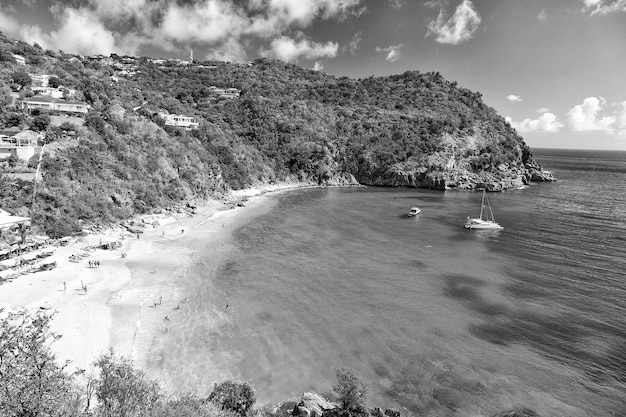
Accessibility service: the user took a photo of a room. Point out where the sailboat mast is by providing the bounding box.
[488,197,496,222]
[479,190,485,220]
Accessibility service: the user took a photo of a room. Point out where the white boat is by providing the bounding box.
[408,207,421,217]
[465,190,503,230]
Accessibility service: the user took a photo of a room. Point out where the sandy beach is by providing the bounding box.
[0,181,318,376]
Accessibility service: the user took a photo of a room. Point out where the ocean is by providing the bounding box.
[153,149,626,417]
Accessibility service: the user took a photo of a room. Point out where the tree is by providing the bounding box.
[11,70,32,90]
[207,381,256,417]
[92,350,161,417]
[0,309,83,417]
[48,76,62,88]
[31,113,51,132]
[332,368,368,411]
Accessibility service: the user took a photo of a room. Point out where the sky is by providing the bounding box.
[0,0,625,150]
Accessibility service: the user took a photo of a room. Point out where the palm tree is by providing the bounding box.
[15,222,29,276]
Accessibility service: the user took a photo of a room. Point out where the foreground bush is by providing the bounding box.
[208,380,256,416]
[0,309,84,417]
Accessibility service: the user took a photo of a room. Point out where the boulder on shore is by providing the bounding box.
[291,392,338,417]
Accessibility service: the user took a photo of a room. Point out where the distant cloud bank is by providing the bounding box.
[507,97,626,137]
[0,0,366,62]
[506,112,563,133]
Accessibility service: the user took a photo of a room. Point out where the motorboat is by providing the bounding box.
[408,207,421,217]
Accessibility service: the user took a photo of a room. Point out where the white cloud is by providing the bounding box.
[376,43,403,62]
[160,1,247,44]
[616,101,626,137]
[348,31,362,55]
[0,8,21,37]
[247,0,365,36]
[506,112,563,132]
[426,0,481,44]
[537,9,547,21]
[26,7,129,55]
[506,94,523,103]
[617,101,626,127]
[313,61,324,71]
[581,0,626,15]
[2,0,361,61]
[567,97,616,131]
[388,0,405,9]
[262,35,338,62]
[206,37,248,63]
[536,107,551,113]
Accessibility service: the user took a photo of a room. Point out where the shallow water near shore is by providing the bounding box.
[149,149,626,416]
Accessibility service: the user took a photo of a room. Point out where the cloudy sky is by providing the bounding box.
[1,0,625,150]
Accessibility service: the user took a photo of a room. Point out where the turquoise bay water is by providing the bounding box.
[154,149,626,416]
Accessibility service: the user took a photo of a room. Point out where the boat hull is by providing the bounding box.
[464,219,503,230]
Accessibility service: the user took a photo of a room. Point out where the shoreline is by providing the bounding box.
[0,181,323,376]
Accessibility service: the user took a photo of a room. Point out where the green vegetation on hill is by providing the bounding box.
[0,31,553,237]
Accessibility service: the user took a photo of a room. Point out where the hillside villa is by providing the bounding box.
[29,73,51,87]
[18,96,88,115]
[11,54,25,65]
[0,129,41,161]
[159,113,199,130]
[208,86,240,99]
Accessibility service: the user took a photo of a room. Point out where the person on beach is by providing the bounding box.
[153,267,158,274]
[159,296,162,305]
[63,281,66,291]
[83,285,87,294]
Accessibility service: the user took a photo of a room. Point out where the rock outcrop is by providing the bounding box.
[291,392,338,417]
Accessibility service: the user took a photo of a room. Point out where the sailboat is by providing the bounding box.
[464,190,503,230]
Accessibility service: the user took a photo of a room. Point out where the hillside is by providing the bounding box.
[0,32,554,237]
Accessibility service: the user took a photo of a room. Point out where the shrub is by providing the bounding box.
[152,395,239,417]
[93,350,161,417]
[0,309,84,417]
[208,381,256,417]
[332,368,368,411]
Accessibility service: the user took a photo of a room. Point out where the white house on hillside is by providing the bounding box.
[29,74,51,87]
[18,96,88,115]
[159,113,199,130]
[0,130,40,161]
[12,54,25,65]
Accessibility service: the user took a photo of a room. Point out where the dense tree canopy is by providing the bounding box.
[0,31,550,236]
